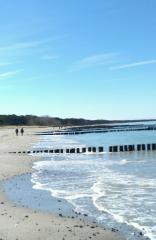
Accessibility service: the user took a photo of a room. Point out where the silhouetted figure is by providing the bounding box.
[15,128,18,136]
[21,128,24,136]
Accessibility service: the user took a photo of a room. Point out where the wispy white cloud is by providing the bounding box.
[0,69,23,80]
[110,59,156,70]
[0,34,66,52]
[0,37,64,61]
[41,55,59,61]
[0,62,13,67]
[70,53,118,71]
[0,38,54,52]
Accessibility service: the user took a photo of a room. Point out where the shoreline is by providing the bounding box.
[0,126,125,240]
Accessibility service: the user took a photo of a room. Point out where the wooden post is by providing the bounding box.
[147,144,151,151]
[54,149,60,153]
[92,147,96,153]
[119,146,124,152]
[128,145,134,151]
[98,146,104,152]
[88,147,92,152]
[142,144,146,151]
[137,144,141,151]
[152,144,156,150]
[113,146,118,152]
[109,146,113,152]
[77,148,80,153]
[82,148,86,153]
[70,148,75,153]
[124,145,128,151]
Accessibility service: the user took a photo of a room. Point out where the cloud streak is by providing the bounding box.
[0,38,58,54]
[41,55,59,61]
[0,62,13,67]
[110,59,156,70]
[0,69,23,80]
[70,53,117,71]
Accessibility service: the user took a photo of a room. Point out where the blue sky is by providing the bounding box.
[0,0,156,120]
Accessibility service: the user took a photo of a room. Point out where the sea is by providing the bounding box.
[3,122,156,240]
[29,125,156,240]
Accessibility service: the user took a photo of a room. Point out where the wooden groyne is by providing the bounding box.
[9,143,156,154]
[109,143,156,152]
[9,146,104,154]
[36,125,156,136]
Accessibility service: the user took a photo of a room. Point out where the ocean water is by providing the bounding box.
[31,130,156,240]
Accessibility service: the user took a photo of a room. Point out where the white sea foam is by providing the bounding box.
[119,159,128,165]
[31,132,156,240]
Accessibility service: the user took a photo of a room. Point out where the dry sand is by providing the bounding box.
[0,126,125,240]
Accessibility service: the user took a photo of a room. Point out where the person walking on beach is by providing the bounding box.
[15,128,19,136]
[20,128,24,136]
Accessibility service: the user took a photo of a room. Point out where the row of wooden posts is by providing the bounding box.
[109,143,156,152]
[10,146,103,154]
[9,143,156,154]
[38,126,156,136]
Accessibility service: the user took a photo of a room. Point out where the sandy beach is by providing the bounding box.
[0,126,125,240]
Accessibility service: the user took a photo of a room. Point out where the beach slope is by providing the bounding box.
[0,127,124,240]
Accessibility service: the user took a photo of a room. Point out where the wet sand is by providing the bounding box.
[0,126,125,240]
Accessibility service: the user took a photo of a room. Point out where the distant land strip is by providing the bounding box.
[0,114,156,127]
